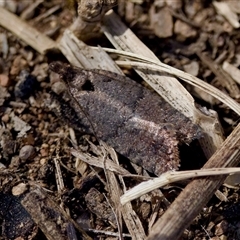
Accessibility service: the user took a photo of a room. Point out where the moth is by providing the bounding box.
[49,62,201,176]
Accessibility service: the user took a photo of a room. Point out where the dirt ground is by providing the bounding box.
[0,0,240,239]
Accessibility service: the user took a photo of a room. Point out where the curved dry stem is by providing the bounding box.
[121,167,240,204]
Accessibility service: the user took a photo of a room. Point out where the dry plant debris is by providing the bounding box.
[0,0,240,239]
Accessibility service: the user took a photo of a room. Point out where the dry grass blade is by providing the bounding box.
[196,51,240,99]
[59,29,123,73]
[71,148,130,175]
[121,167,240,204]
[0,6,56,54]
[213,1,240,28]
[103,144,147,240]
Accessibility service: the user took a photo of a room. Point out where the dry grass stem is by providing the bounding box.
[0,6,56,54]
[71,148,130,175]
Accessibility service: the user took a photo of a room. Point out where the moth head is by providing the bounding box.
[49,61,66,75]
[49,62,77,80]
[49,62,94,91]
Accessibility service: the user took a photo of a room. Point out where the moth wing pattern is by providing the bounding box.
[49,62,202,176]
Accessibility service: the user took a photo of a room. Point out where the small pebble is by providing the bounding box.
[19,145,36,161]
[5,0,18,13]
[12,183,27,196]
[0,162,6,169]
[0,74,10,87]
[32,63,48,82]
[0,86,10,105]
[51,81,66,95]
[40,158,47,165]
[40,143,49,157]
[41,143,49,148]
[0,33,8,59]
[40,148,49,157]
[174,20,197,41]
[150,6,173,38]
[10,56,25,75]
[14,70,39,99]
[9,156,21,168]
[1,113,9,123]
[50,71,60,84]
[183,61,199,76]
[215,220,228,236]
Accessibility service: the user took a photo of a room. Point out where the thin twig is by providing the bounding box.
[0,6,56,54]
[87,228,131,237]
[196,51,240,98]
[121,167,240,204]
